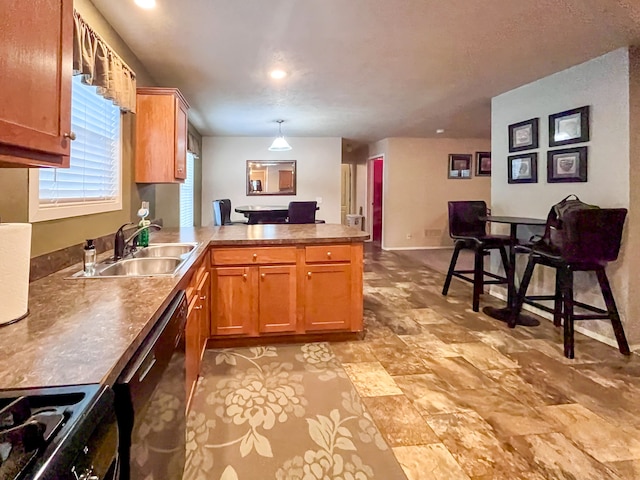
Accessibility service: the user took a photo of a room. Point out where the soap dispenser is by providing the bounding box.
[137,201,150,248]
[83,239,96,276]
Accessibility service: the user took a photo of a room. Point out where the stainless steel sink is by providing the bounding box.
[70,242,199,278]
[97,257,183,277]
[131,243,198,259]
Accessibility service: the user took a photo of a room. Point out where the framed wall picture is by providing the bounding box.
[547,146,588,183]
[475,151,491,176]
[548,105,589,147]
[448,154,472,179]
[507,153,538,184]
[508,118,539,152]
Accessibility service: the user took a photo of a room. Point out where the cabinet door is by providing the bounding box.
[174,97,188,180]
[0,0,72,166]
[186,295,200,410]
[304,264,352,331]
[258,265,297,333]
[197,271,210,357]
[212,266,256,336]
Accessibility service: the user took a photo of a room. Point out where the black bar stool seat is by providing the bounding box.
[508,208,630,359]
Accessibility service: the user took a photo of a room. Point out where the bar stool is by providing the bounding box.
[442,201,511,312]
[508,208,630,359]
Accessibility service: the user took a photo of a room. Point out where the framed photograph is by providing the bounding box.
[508,153,538,184]
[448,154,472,179]
[475,151,491,176]
[549,105,589,147]
[547,146,588,183]
[508,118,539,152]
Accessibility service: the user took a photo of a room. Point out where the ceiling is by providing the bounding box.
[91,0,640,146]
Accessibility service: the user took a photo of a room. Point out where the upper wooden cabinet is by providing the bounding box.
[0,0,73,168]
[135,87,190,183]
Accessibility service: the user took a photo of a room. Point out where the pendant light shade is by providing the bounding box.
[268,120,292,151]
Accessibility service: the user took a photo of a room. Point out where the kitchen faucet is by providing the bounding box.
[113,222,162,260]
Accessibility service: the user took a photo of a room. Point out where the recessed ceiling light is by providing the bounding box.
[134,0,156,9]
[270,69,287,79]
[436,128,445,134]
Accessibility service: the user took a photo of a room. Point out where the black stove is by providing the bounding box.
[0,384,118,480]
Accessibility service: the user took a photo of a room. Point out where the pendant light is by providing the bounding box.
[268,120,292,151]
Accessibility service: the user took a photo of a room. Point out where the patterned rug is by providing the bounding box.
[184,343,406,479]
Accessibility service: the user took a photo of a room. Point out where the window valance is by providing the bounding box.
[73,9,137,113]
[187,131,201,158]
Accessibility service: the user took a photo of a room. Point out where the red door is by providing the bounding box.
[371,157,383,243]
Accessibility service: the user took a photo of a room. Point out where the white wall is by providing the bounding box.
[492,47,634,347]
[201,137,342,225]
[365,137,491,250]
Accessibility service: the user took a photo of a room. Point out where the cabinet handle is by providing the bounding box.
[307,271,312,278]
[243,273,248,279]
[178,167,184,173]
[195,305,203,310]
[252,253,258,260]
[261,273,266,279]
[327,251,331,258]
[199,295,206,301]
[63,131,76,141]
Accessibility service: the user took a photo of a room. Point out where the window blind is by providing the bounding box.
[179,152,195,227]
[39,75,121,206]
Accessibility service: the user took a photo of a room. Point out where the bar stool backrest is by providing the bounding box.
[560,208,627,264]
[448,201,488,238]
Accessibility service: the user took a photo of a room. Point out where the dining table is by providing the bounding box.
[481,215,547,326]
[234,205,290,224]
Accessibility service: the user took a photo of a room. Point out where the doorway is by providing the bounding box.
[368,156,383,244]
[340,164,352,224]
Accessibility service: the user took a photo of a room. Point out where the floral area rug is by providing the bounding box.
[184,343,406,480]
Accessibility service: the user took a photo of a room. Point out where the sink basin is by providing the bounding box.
[97,257,183,277]
[132,243,198,259]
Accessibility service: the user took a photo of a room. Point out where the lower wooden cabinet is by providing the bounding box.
[209,243,363,339]
[185,261,210,410]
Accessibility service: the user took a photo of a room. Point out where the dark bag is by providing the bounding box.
[536,194,600,252]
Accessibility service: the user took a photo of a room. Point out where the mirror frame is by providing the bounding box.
[246,160,297,196]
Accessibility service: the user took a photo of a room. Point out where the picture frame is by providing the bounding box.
[508,118,539,152]
[448,154,472,179]
[547,146,588,183]
[548,105,589,147]
[507,153,538,184]
[475,151,491,176]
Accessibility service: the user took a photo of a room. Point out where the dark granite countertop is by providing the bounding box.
[0,225,368,390]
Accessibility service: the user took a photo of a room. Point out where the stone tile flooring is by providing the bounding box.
[332,244,639,480]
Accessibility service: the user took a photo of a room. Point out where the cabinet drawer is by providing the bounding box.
[305,245,351,263]
[211,247,296,265]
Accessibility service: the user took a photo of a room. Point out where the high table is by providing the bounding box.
[481,215,547,326]
[235,205,289,224]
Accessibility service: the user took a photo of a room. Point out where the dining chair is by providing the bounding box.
[442,200,510,312]
[508,207,630,359]
[212,199,247,226]
[286,201,324,224]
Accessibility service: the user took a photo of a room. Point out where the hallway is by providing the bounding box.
[332,244,640,479]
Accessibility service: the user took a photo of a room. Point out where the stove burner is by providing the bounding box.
[0,397,66,480]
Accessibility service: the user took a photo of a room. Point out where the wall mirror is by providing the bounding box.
[246,160,297,196]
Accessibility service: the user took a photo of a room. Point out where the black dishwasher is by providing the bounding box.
[114,290,187,480]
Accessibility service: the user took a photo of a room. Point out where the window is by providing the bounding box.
[29,75,122,222]
[179,152,195,227]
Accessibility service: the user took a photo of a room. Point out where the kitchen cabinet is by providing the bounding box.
[210,247,297,336]
[185,261,209,410]
[135,88,189,183]
[303,245,362,331]
[0,0,73,167]
[209,243,363,339]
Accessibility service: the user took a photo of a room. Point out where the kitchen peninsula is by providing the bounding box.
[0,224,368,392]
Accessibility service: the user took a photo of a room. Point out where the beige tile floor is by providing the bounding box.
[332,244,640,480]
